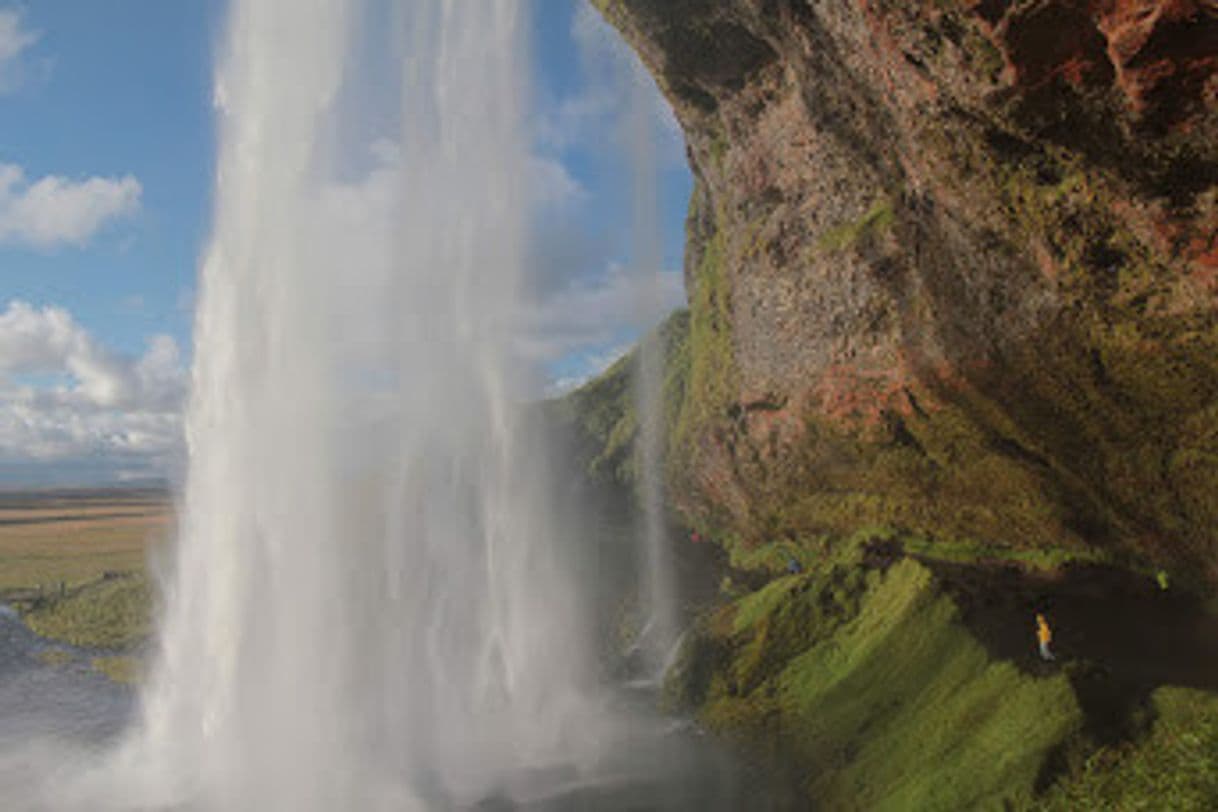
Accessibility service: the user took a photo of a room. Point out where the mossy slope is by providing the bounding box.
[670,556,1081,809]
[1033,687,1218,811]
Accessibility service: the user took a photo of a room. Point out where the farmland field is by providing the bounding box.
[0,489,171,596]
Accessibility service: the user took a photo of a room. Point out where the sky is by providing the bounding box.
[0,2,691,486]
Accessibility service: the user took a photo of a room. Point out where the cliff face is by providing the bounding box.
[594,0,1218,578]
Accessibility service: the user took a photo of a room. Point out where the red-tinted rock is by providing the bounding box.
[593,0,1218,576]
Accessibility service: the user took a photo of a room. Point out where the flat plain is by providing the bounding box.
[0,488,170,594]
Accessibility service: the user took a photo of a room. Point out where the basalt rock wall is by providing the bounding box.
[593,0,1218,577]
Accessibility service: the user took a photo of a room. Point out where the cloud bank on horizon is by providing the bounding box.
[0,300,184,481]
[0,6,176,484]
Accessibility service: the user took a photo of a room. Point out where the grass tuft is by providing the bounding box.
[816,197,895,253]
[23,573,153,650]
[90,655,141,685]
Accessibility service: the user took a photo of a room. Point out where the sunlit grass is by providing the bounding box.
[901,535,1108,572]
[0,494,169,593]
[695,559,1083,810]
[779,561,1080,809]
[1031,688,1218,811]
[22,573,153,650]
[730,574,802,634]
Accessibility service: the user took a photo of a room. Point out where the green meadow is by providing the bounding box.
[0,490,166,683]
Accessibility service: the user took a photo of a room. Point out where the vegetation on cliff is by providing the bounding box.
[1036,687,1218,811]
[557,309,691,493]
[664,544,1079,809]
[590,0,1218,585]
[660,530,1218,810]
[560,315,1218,808]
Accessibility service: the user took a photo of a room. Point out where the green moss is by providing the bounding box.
[901,535,1109,572]
[1032,688,1218,811]
[731,575,804,634]
[779,562,1079,809]
[708,130,729,168]
[694,560,1082,809]
[713,393,1106,567]
[23,573,152,650]
[816,197,895,253]
[726,533,829,574]
[560,352,635,484]
[845,112,1218,574]
[558,309,691,491]
[669,218,737,511]
[977,144,1218,571]
[973,35,1005,79]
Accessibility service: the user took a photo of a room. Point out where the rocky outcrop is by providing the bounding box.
[593,0,1218,580]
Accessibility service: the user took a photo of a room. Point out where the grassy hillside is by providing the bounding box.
[555,309,690,493]
[1033,687,1218,811]
[667,548,1083,810]
[658,527,1218,809]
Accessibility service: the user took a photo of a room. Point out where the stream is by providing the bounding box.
[0,605,134,747]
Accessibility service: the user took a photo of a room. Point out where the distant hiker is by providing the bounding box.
[787,557,803,575]
[690,531,701,544]
[1035,613,1054,661]
[1156,570,1170,591]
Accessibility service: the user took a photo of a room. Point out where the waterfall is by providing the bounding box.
[99,2,601,807]
[629,42,678,679]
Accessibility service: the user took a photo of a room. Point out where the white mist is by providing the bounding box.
[101,1,600,808]
[628,42,679,679]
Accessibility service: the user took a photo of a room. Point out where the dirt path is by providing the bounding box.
[913,555,1218,744]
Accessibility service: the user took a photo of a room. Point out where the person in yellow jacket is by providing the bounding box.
[1036,613,1054,661]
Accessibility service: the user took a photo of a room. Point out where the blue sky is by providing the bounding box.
[0,2,690,485]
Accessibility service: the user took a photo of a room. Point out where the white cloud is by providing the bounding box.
[0,9,36,63]
[0,301,185,467]
[536,5,682,157]
[0,163,142,249]
[529,154,584,207]
[518,261,685,365]
[0,8,38,94]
